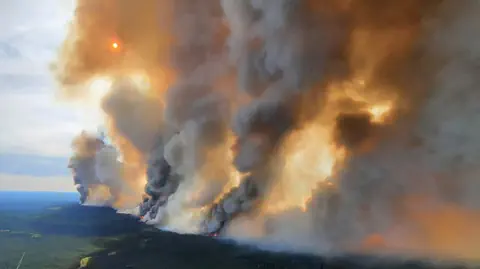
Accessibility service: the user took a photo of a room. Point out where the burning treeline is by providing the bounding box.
[54,0,480,261]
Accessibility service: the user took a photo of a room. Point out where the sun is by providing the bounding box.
[112,42,119,49]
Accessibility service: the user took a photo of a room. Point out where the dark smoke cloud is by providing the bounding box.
[68,132,136,206]
[54,0,480,261]
[101,77,164,154]
[285,0,480,259]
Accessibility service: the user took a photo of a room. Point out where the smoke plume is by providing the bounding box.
[68,131,139,207]
[54,0,480,262]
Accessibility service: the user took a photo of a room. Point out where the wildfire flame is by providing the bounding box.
[200,133,244,210]
[57,0,480,260]
[368,103,393,123]
[263,119,344,214]
[261,82,393,215]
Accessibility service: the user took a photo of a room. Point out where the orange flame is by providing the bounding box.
[263,118,345,214]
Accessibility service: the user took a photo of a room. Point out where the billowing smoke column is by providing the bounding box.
[68,131,102,204]
[200,0,346,235]
[68,131,133,206]
[54,0,480,261]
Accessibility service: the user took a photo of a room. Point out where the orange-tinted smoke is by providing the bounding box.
[53,0,180,203]
[359,196,480,261]
[104,118,146,194]
[53,0,176,95]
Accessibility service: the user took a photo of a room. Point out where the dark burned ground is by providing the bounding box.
[69,227,475,269]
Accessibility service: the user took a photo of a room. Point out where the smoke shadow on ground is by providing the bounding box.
[68,229,475,269]
[31,205,143,237]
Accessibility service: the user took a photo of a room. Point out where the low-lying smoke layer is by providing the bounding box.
[55,0,480,261]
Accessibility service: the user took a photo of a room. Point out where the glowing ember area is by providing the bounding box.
[263,120,344,214]
[55,0,480,262]
[368,103,393,123]
[362,233,387,250]
[210,134,245,204]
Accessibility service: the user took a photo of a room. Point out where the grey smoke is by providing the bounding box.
[68,132,132,206]
[101,77,164,154]
[58,0,480,261]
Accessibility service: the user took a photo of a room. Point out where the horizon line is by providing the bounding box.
[0,190,77,193]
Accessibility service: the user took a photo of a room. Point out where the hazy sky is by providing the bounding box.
[0,0,82,192]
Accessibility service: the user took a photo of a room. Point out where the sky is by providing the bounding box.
[0,0,89,192]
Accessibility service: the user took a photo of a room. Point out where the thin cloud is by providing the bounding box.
[0,173,75,192]
[0,153,69,177]
[0,42,21,59]
[0,0,88,159]
[0,90,83,157]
